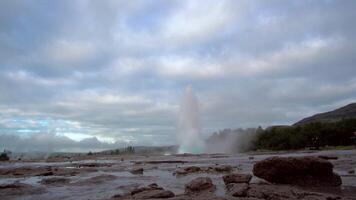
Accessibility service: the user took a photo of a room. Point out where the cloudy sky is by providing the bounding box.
[1,0,356,152]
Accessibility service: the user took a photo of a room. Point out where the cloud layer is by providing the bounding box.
[1,0,356,151]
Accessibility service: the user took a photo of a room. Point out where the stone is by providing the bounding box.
[0,182,45,196]
[125,184,175,199]
[175,166,201,175]
[36,171,54,176]
[226,183,249,197]
[130,167,144,174]
[40,177,70,185]
[318,155,338,160]
[185,177,215,193]
[214,165,232,172]
[253,156,342,186]
[72,174,117,186]
[133,189,175,199]
[131,186,163,195]
[223,173,252,185]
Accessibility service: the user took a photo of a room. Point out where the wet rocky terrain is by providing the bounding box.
[0,150,356,200]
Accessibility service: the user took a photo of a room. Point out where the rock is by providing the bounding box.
[214,165,232,172]
[318,155,338,160]
[249,156,254,160]
[133,189,175,199]
[223,173,252,185]
[253,156,342,186]
[226,183,249,197]
[73,174,117,185]
[36,171,54,176]
[0,182,45,196]
[174,166,201,175]
[246,183,341,200]
[185,166,201,173]
[111,193,122,198]
[174,168,188,175]
[0,183,29,189]
[130,167,144,174]
[40,177,70,185]
[185,177,215,193]
[131,185,163,195]
[77,163,112,168]
[147,183,160,188]
[348,169,355,174]
[126,184,174,199]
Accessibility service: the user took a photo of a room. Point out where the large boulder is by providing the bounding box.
[253,156,342,186]
[185,177,215,193]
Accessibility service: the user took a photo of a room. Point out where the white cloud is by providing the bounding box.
[41,39,96,66]
[162,0,238,43]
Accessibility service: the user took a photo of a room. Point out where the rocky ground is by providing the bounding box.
[0,150,355,200]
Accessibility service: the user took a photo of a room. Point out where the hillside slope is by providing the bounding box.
[294,103,356,126]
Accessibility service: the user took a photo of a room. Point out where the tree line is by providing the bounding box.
[255,118,356,150]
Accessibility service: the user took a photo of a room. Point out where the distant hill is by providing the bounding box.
[294,103,356,126]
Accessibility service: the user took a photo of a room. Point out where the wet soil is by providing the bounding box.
[0,150,355,200]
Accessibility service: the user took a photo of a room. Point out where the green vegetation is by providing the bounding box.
[0,150,10,161]
[255,118,356,150]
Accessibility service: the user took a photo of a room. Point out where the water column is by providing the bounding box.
[177,86,204,153]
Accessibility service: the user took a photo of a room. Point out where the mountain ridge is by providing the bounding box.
[294,102,356,126]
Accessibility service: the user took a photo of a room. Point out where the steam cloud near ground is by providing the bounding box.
[205,128,259,153]
[0,133,124,152]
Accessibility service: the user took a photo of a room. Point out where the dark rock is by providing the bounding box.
[226,183,249,197]
[185,166,201,173]
[73,174,117,185]
[77,163,112,168]
[0,183,29,189]
[348,169,355,174]
[318,155,338,160]
[128,184,174,199]
[131,186,163,195]
[148,183,159,188]
[40,177,70,185]
[253,156,342,186]
[246,183,343,200]
[133,189,175,199]
[36,171,54,176]
[223,173,252,185]
[111,193,122,198]
[0,182,45,196]
[130,167,144,174]
[214,165,232,172]
[175,166,201,175]
[185,177,215,193]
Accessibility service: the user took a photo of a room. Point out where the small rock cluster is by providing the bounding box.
[174,165,232,175]
[111,183,174,199]
[223,173,252,197]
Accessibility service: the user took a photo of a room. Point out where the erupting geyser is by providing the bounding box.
[177,86,204,153]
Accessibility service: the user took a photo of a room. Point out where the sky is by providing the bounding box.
[1,0,356,152]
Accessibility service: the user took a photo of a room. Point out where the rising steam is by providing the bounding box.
[177,86,204,153]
